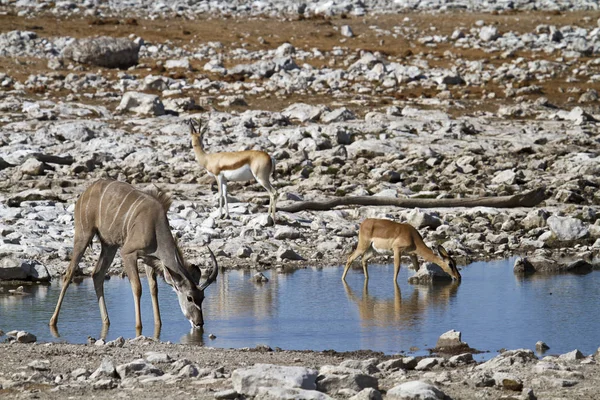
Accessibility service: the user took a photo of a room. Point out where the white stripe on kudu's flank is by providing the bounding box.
[98,181,119,229]
[108,190,135,232]
[122,195,146,239]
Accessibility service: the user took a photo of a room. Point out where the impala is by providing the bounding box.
[49,179,218,333]
[188,119,277,221]
[342,218,461,282]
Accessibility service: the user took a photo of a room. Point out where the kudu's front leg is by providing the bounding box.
[122,251,143,333]
[144,264,162,328]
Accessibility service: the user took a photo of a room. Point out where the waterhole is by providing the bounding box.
[2,258,599,360]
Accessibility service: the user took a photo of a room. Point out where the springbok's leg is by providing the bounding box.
[342,241,370,281]
[49,229,94,327]
[122,251,143,332]
[216,175,228,219]
[393,247,403,283]
[91,244,118,326]
[410,254,420,271]
[256,176,277,222]
[144,264,162,328]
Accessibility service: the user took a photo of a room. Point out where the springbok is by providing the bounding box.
[49,179,218,332]
[188,119,277,221]
[342,218,461,282]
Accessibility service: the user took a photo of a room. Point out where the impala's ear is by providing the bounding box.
[437,245,450,258]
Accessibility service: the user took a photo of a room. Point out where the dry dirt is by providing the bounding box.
[2,10,600,116]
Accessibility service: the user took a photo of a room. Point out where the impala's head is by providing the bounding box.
[437,245,461,281]
[164,247,219,329]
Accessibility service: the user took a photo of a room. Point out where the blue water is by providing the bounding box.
[1,258,599,361]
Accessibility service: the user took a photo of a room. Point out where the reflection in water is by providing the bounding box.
[2,259,600,358]
[342,279,460,328]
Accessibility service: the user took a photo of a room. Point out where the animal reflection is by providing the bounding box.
[342,279,460,327]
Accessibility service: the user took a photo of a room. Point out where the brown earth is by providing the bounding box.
[2,10,600,116]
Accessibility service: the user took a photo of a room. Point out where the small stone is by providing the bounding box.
[209,334,217,339]
[559,349,585,361]
[536,341,550,353]
[251,272,269,283]
[214,389,239,399]
[16,331,37,343]
[145,352,172,363]
[341,25,354,38]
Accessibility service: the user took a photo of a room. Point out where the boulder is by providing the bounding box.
[408,263,453,284]
[0,258,51,281]
[316,365,378,394]
[282,103,329,123]
[546,215,588,241]
[232,364,318,396]
[255,387,332,400]
[435,329,466,349]
[18,158,45,176]
[116,359,163,379]
[405,209,442,229]
[62,36,140,68]
[116,92,165,116]
[387,381,448,400]
[514,257,592,274]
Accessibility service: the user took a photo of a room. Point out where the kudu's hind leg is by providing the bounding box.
[92,244,118,327]
[49,230,94,327]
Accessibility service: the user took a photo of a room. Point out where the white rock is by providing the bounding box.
[231,364,317,396]
[387,381,447,400]
[546,215,588,241]
[116,91,165,116]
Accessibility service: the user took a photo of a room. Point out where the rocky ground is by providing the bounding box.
[1,0,600,398]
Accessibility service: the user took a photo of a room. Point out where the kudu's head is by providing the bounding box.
[164,247,219,329]
[437,245,461,281]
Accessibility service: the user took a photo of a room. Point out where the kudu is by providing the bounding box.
[49,179,218,333]
[342,218,461,283]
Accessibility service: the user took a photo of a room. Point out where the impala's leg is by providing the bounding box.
[92,244,118,326]
[342,241,370,281]
[122,251,143,331]
[144,264,161,328]
[410,254,420,271]
[361,246,376,281]
[393,247,403,283]
[49,229,94,327]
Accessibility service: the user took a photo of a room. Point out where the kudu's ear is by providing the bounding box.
[437,245,450,259]
[163,268,187,291]
[188,263,202,285]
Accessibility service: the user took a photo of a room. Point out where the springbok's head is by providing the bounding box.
[164,246,219,329]
[186,118,207,140]
[437,245,461,281]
